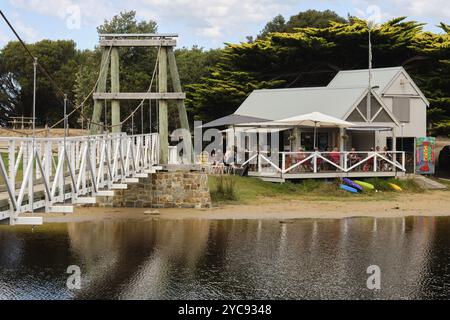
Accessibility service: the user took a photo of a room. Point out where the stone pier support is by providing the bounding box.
[96,171,211,209]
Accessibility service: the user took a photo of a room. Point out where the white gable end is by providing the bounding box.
[384,72,420,96]
[382,69,430,106]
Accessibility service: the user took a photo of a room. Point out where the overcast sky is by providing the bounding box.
[1,0,449,50]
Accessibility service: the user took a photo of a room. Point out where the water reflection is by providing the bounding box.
[1,216,450,299]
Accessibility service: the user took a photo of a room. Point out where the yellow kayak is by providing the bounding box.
[389,183,402,191]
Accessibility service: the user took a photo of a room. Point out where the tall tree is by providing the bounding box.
[285,9,347,30]
[257,14,287,39]
[0,40,79,126]
[257,10,347,40]
[175,46,222,88]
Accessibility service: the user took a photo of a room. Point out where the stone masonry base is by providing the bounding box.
[96,171,211,209]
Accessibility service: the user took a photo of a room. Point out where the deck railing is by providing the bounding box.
[244,150,405,176]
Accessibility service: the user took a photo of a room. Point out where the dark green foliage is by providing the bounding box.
[257,14,287,39]
[285,9,347,31]
[0,39,79,126]
[257,10,347,39]
[429,120,450,136]
[175,46,222,91]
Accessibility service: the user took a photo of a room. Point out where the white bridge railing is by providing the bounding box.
[243,151,406,176]
[0,133,159,225]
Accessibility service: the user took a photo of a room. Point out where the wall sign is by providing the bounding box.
[416,137,435,174]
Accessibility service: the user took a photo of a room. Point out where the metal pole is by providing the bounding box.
[31,57,37,214]
[313,122,317,149]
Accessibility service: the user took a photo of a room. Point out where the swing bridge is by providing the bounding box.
[0,19,192,226]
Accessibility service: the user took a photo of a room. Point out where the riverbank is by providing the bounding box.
[20,190,450,223]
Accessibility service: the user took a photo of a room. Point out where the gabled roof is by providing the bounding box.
[199,114,268,128]
[327,66,403,93]
[327,66,429,105]
[231,67,426,125]
[234,86,368,121]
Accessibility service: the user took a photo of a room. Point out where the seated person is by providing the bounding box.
[348,147,360,166]
[329,147,340,165]
[224,148,235,166]
[210,149,217,165]
[295,147,309,171]
[381,146,391,171]
[363,148,375,171]
[375,146,383,170]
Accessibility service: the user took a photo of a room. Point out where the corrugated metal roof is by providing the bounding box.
[327,67,403,93]
[235,86,367,121]
[199,114,269,128]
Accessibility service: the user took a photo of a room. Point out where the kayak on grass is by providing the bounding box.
[342,178,363,191]
[340,184,359,193]
[389,182,403,191]
[353,180,375,190]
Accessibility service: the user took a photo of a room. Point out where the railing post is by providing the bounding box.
[44,141,52,210]
[313,153,317,173]
[90,137,97,190]
[258,152,262,173]
[373,153,377,172]
[8,140,15,214]
[69,140,77,199]
[402,152,405,171]
[343,152,348,172]
[281,152,286,175]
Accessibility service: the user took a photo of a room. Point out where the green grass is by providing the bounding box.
[210,175,237,202]
[362,177,423,193]
[208,175,424,205]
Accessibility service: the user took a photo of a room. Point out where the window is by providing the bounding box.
[393,97,410,122]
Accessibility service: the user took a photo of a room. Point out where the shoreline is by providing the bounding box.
[19,190,450,223]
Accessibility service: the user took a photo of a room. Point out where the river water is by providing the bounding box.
[1,216,450,299]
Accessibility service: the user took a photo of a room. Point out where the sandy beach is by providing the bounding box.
[20,190,450,223]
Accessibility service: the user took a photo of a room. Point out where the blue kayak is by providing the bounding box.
[343,178,363,191]
[340,184,358,193]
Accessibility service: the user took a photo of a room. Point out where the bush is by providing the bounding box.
[210,175,237,202]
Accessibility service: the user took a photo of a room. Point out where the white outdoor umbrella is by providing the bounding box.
[278,112,354,148]
[239,112,354,149]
